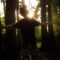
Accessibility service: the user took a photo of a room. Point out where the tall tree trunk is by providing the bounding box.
[5,0,18,60]
[40,0,48,52]
[58,0,60,12]
[47,0,55,51]
[57,0,60,50]
[0,21,2,54]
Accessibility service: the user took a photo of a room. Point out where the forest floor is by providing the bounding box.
[18,49,60,60]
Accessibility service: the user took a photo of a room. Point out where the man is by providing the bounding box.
[2,5,41,60]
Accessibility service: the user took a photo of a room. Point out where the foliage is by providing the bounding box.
[0,0,5,2]
[50,0,60,37]
[35,26,42,48]
[35,26,41,39]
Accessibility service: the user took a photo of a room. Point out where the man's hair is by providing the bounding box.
[20,5,28,16]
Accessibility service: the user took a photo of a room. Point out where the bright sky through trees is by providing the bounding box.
[0,2,3,11]
[0,0,40,22]
[0,2,4,17]
[24,0,40,18]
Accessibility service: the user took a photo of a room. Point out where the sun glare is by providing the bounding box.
[0,3,3,12]
[27,12,34,18]
[31,0,37,7]
[24,0,37,18]
[19,0,40,20]
[0,2,4,17]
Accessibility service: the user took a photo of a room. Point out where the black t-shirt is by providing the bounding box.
[13,18,40,48]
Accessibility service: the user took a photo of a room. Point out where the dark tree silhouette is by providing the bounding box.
[4,0,19,60]
[58,0,60,12]
[0,21,2,55]
[40,0,48,52]
[47,0,56,51]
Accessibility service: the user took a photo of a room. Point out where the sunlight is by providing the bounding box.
[24,0,37,18]
[24,0,30,9]
[0,2,4,17]
[24,0,41,22]
[27,10,34,18]
[31,0,37,7]
[0,2,3,12]
[19,0,40,20]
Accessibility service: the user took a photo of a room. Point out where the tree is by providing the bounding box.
[4,0,19,60]
[47,0,56,51]
[58,0,60,12]
[40,0,48,52]
[0,20,2,55]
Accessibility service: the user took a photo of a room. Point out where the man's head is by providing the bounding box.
[20,5,29,18]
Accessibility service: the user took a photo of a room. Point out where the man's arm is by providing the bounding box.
[0,25,12,29]
[0,23,16,29]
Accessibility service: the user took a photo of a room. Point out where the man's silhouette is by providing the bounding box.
[13,5,40,49]
[12,5,41,60]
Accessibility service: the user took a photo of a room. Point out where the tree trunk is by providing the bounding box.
[40,0,48,52]
[47,0,55,51]
[4,0,18,60]
[0,21,2,54]
[58,0,60,12]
